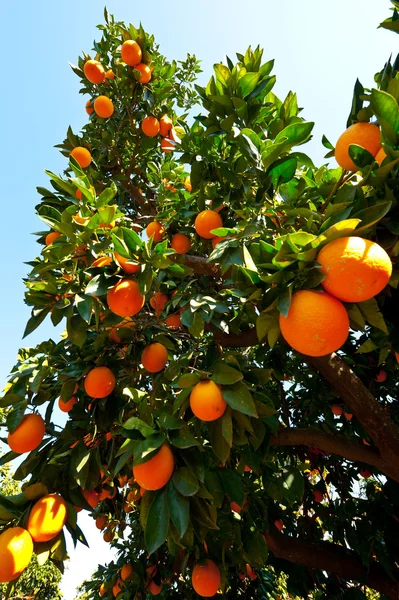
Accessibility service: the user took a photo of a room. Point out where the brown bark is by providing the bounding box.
[264,528,399,599]
[180,255,221,277]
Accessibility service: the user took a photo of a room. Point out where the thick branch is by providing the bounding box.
[310,353,399,472]
[264,528,399,599]
[207,324,258,347]
[270,427,386,471]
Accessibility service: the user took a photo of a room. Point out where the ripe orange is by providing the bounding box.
[133,444,174,490]
[0,527,33,583]
[84,60,105,84]
[312,490,324,503]
[274,519,284,531]
[279,290,349,357]
[360,468,371,479]
[113,579,123,597]
[164,313,181,329]
[92,255,113,268]
[195,210,223,239]
[45,231,61,246]
[99,583,106,597]
[114,252,141,274]
[96,516,107,530]
[84,366,116,398]
[8,413,45,454]
[317,236,392,303]
[121,40,142,66]
[94,95,114,118]
[118,474,128,488]
[142,116,160,137]
[82,489,100,509]
[70,146,92,169]
[184,177,192,192]
[107,279,145,317]
[58,396,78,413]
[344,412,353,421]
[105,69,115,80]
[146,221,165,242]
[160,138,174,152]
[192,560,221,597]
[230,501,242,514]
[246,564,257,580]
[27,494,67,542]
[135,63,151,84]
[212,235,226,248]
[121,563,134,581]
[375,369,387,383]
[190,380,227,422]
[376,147,387,165]
[171,233,191,254]
[103,528,114,543]
[159,115,173,137]
[395,351,399,364]
[146,565,162,595]
[331,404,343,416]
[335,122,381,171]
[85,100,94,115]
[141,343,168,373]
[108,318,135,343]
[150,291,168,315]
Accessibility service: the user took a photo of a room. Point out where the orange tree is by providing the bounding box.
[1,4,399,599]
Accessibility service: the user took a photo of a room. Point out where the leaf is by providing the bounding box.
[353,201,392,234]
[219,468,244,505]
[132,434,165,466]
[208,418,230,464]
[66,315,87,348]
[275,122,314,147]
[167,482,189,538]
[348,144,376,169]
[371,89,399,134]
[6,403,28,434]
[238,72,260,98]
[173,467,199,496]
[123,417,155,437]
[358,298,389,333]
[23,307,51,338]
[276,286,292,318]
[268,157,297,185]
[177,373,201,389]
[75,294,93,324]
[222,382,257,417]
[314,219,361,248]
[221,408,233,447]
[267,466,304,504]
[211,363,243,385]
[145,489,169,555]
[85,274,112,297]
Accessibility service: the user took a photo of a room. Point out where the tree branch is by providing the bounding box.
[264,528,399,599]
[309,353,399,478]
[180,255,221,277]
[270,427,387,473]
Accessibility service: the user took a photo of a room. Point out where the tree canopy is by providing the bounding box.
[1,3,399,599]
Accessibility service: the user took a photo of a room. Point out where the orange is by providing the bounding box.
[344,412,353,421]
[118,474,128,487]
[274,519,284,531]
[70,146,92,169]
[230,501,242,514]
[171,233,191,254]
[0,527,33,583]
[317,236,392,303]
[192,559,221,597]
[133,444,174,490]
[331,404,343,416]
[92,256,113,268]
[105,69,115,80]
[190,380,227,422]
[146,221,165,242]
[312,490,324,503]
[24,482,49,501]
[8,413,45,454]
[141,343,168,373]
[376,147,387,165]
[159,115,173,137]
[121,563,134,581]
[113,579,123,597]
[82,489,100,509]
[212,236,226,248]
[84,366,116,398]
[146,565,162,595]
[279,290,349,357]
[94,95,114,118]
[103,528,114,543]
[58,396,78,413]
[164,313,181,330]
[85,100,94,115]
[161,138,174,152]
[184,177,192,192]
[121,40,142,66]
[150,292,168,315]
[84,60,105,84]
[195,210,223,239]
[108,319,135,343]
[27,494,67,542]
[246,564,257,581]
[45,231,61,246]
[375,369,387,383]
[99,583,107,597]
[96,516,107,530]
[107,279,145,317]
[142,116,160,137]
[335,122,381,171]
[135,63,151,84]
[114,252,141,274]
[395,351,399,364]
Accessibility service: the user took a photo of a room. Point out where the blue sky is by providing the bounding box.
[0,1,395,598]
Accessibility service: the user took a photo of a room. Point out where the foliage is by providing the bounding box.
[1,4,399,600]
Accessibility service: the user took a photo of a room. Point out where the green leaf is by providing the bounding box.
[353,201,392,234]
[211,363,243,385]
[314,219,361,248]
[6,403,28,434]
[167,482,189,538]
[173,467,199,496]
[268,157,297,185]
[238,72,260,98]
[208,418,230,464]
[0,393,24,409]
[85,274,112,296]
[177,373,201,389]
[222,382,257,417]
[371,89,399,134]
[145,489,169,555]
[75,294,93,324]
[276,287,292,318]
[123,417,155,437]
[96,182,118,208]
[358,298,389,333]
[267,466,304,504]
[221,408,233,447]
[23,307,51,338]
[66,315,87,348]
[219,468,244,505]
[275,122,314,147]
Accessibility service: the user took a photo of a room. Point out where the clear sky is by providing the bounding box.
[0,1,395,598]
